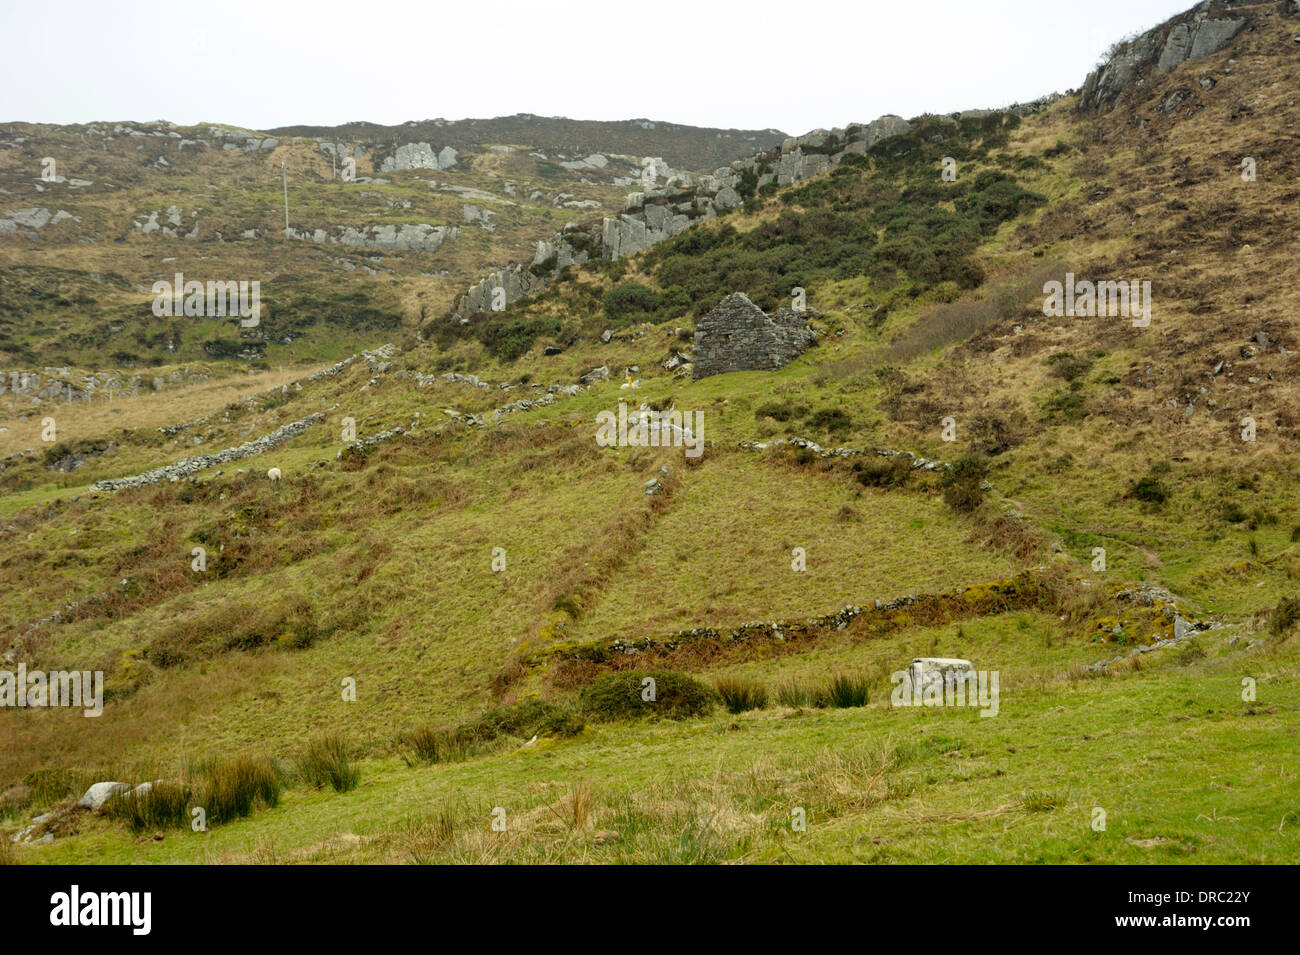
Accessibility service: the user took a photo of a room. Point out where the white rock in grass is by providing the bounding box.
[77,782,130,811]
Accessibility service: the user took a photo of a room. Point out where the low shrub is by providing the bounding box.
[807,407,852,434]
[941,454,988,513]
[461,699,585,742]
[1045,351,1092,382]
[1131,476,1169,505]
[580,670,717,722]
[404,699,584,765]
[755,401,805,422]
[603,282,664,326]
[853,456,911,488]
[1269,596,1300,638]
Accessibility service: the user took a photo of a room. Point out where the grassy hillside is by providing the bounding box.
[3,11,1299,866]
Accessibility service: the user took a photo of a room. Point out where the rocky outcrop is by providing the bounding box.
[379,142,458,171]
[453,264,551,319]
[1079,1,1252,111]
[0,207,77,236]
[601,114,912,261]
[691,292,816,379]
[1,367,212,404]
[288,222,458,252]
[77,782,130,811]
[452,221,601,318]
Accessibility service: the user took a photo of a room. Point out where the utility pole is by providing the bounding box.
[282,161,290,236]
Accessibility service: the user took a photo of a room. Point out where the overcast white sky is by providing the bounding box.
[2,0,1194,135]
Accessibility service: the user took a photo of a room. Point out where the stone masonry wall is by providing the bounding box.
[692,292,816,379]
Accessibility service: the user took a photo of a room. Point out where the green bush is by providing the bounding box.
[1131,476,1170,505]
[404,699,584,765]
[715,677,768,714]
[476,317,563,362]
[755,401,800,422]
[297,734,360,792]
[1041,384,1088,422]
[1219,503,1248,524]
[1269,596,1300,638]
[807,407,852,434]
[1046,351,1092,382]
[853,456,912,488]
[941,454,988,513]
[461,699,585,742]
[580,670,717,722]
[602,282,664,326]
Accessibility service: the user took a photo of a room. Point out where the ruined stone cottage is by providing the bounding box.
[691,292,816,380]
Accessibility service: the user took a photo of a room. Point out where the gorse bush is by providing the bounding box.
[145,594,323,668]
[853,456,912,488]
[941,454,988,513]
[1270,596,1300,638]
[603,282,664,326]
[754,401,807,422]
[715,677,768,713]
[1046,351,1092,382]
[1131,475,1170,505]
[580,670,717,722]
[297,734,360,792]
[461,698,585,742]
[807,407,852,434]
[475,316,563,362]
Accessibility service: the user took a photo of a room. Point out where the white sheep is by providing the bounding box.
[267,467,282,482]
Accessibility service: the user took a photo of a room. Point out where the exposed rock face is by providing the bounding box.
[601,114,913,261]
[1,207,78,236]
[1,367,212,403]
[461,204,495,231]
[1079,1,1251,111]
[452,222,601,318]
[288,222,458,252]
[692,292,816,379]
[454,265,550,318]
[379,142,458,172]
